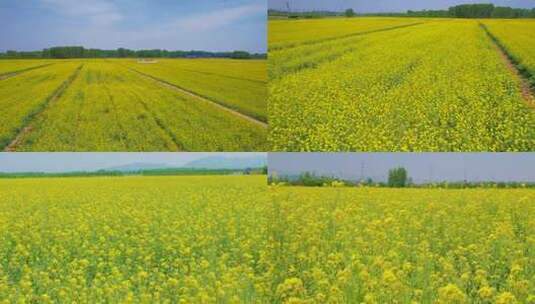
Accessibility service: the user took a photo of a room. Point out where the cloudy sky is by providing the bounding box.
[0,0,266,53]
[0,153,266,173]
[269,153,535,183]
[269,0,534,13]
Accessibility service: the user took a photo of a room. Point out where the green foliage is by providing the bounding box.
[345,9,356,17]
[0,168,265,179]
[269,172,344,187]
[407,3,535,19]
[388,167,408,188]
[0,47,266,60]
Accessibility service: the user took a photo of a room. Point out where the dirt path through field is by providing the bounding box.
[3,64,84,151]
[128,67,268,128]
[0,63,55,81]
[480,23,535,108]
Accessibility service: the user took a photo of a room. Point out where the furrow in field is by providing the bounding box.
[128,67,268,128]
[0,63,55,80]
[133,93,184,151]
[4,64,83,151]
[479,23,535,108]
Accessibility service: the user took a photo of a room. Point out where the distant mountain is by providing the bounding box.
[102,162,171,172]
[183,156,266,170]
[101,155,266,172]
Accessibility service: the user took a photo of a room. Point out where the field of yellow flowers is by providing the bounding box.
[0,61,81,149]
[269,17,425,51]
[269,19,535,151]
[1,175,533,303]
[0,59,267,152]
[119,59,267,122]
[0,59,55,76]
[269,185,535,303]
[0,175,272,303]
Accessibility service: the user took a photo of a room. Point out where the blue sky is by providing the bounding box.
[0,0,266,53]
[269,153,535,183]
[0,153,266,173]
[269,0,534,13]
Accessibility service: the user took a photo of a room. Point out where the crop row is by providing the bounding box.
[13,61,267,151]
[269,20,535,151]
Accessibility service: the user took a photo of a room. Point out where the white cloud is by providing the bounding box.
[171,3,265,32]
[40,0,123,25]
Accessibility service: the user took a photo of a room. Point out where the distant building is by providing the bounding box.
[137,59,158,64]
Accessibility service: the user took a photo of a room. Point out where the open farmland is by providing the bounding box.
[0,58,267,151]
[268,185,534,303]
[269,18,535,151]
[0,175,272,302]
[118,59,267,122]
[2,175,532,303]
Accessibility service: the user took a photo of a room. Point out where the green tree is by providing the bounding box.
[345,8,355,17]
[388,167,408,188]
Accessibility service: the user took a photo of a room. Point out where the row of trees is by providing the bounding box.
[0,167,267,179]
[408,4,535,18]
[269,4,535,19]
[269,168,534,188]
[0,46,266,60]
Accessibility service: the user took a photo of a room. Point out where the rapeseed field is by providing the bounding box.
[1,176,532,303]
[268,185,534,303]
[269,19,535,151]
[0,59,267,152]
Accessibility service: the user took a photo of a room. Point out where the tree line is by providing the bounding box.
[408,4,535,18]
[269,3,535,19]
[0,167,267,179]
[268,168,535,189]
[0,46,266,60]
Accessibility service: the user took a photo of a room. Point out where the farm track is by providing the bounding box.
[270,22,425,51]
[127,67,268,128]
[3,64,84,151]
[0,63,55,81]
[480,23,535,108]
